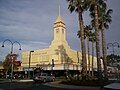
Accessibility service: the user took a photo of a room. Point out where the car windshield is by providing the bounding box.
[41,73,47,76]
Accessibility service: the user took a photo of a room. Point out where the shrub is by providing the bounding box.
[61,75,110,86]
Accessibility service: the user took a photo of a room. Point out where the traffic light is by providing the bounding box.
[52,59,54,67]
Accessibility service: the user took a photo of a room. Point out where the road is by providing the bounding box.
[0,82,71,90]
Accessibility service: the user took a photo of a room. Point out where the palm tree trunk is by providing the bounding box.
[101,28,108,79]
[92,42,94,76]
[87,37,90,76]
[94,3,102,78]
[5,70,8,79]
[78,8,87,75]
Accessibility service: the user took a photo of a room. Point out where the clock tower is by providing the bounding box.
[50,15,70,48]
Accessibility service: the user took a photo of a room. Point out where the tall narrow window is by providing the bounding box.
[56,28,59,33]
[62,29,64,34]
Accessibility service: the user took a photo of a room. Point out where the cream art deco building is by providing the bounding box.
[22,14,98,71]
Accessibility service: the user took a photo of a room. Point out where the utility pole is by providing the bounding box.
[28,50,34,79]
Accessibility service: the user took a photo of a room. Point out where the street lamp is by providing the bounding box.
[1,39,21,82]
[28,50,34,79]
[107,42,120,55]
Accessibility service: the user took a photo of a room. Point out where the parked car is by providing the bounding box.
[33,73,55,83]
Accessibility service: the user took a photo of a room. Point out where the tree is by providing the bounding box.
[99,8,113,79]
[67,0,90,76]
[84,25,92,76]
[89,0,105,78]
[90,0,113,79]
[107,54,120,67]
[78,25,92,76]
[55,45,68,64]
[2,54,11,76]
[2,54,19,77]
[89,32,96,76]
[55,45,73,69]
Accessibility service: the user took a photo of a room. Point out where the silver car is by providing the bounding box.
[33,73,55,83]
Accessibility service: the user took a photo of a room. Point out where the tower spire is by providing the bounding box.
[59,5,60,16]
[54,0,64,23]
[58,0,61,16]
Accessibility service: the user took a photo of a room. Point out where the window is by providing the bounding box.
[62,29,64,34]
[56,28,59,33]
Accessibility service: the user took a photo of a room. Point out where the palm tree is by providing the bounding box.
[67,0,90,75]
[90,0,113,79]
[99,8,113,78]
[78,25,92,76]
[55,45,66,64]
[89,0,107,78]
[89,32,96,76]
[84,25,92,76]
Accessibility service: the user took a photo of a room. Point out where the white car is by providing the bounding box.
[33,73,55,83]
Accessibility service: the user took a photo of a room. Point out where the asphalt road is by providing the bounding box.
[0,82,71,90]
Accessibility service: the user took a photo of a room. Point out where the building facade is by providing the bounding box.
[22,14,97,71]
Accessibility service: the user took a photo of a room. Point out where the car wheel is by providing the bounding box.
[43,79,46,83]
[52,78,55,82]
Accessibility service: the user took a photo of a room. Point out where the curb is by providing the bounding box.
[0,79,11,84]
[16,79,34,82]
[0,79,34,83]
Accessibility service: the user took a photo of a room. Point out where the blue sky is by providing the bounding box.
[0,0,120,61]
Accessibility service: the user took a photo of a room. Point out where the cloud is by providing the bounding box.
[0,40,49,61]
[21,41,49,51]
[0,0,120,61]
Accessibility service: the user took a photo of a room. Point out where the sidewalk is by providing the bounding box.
[104,83,120,89]
[44,81,101,90]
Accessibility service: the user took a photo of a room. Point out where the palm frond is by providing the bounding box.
[67,0,90,13]
[77,30,81,38]
[68,5,75,13]
[104,23,109,29]
[107,9,113,15]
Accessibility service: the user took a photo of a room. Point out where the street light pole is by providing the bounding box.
[28,50,34,79]
[51,59,54,75]
[2,39,21,82]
